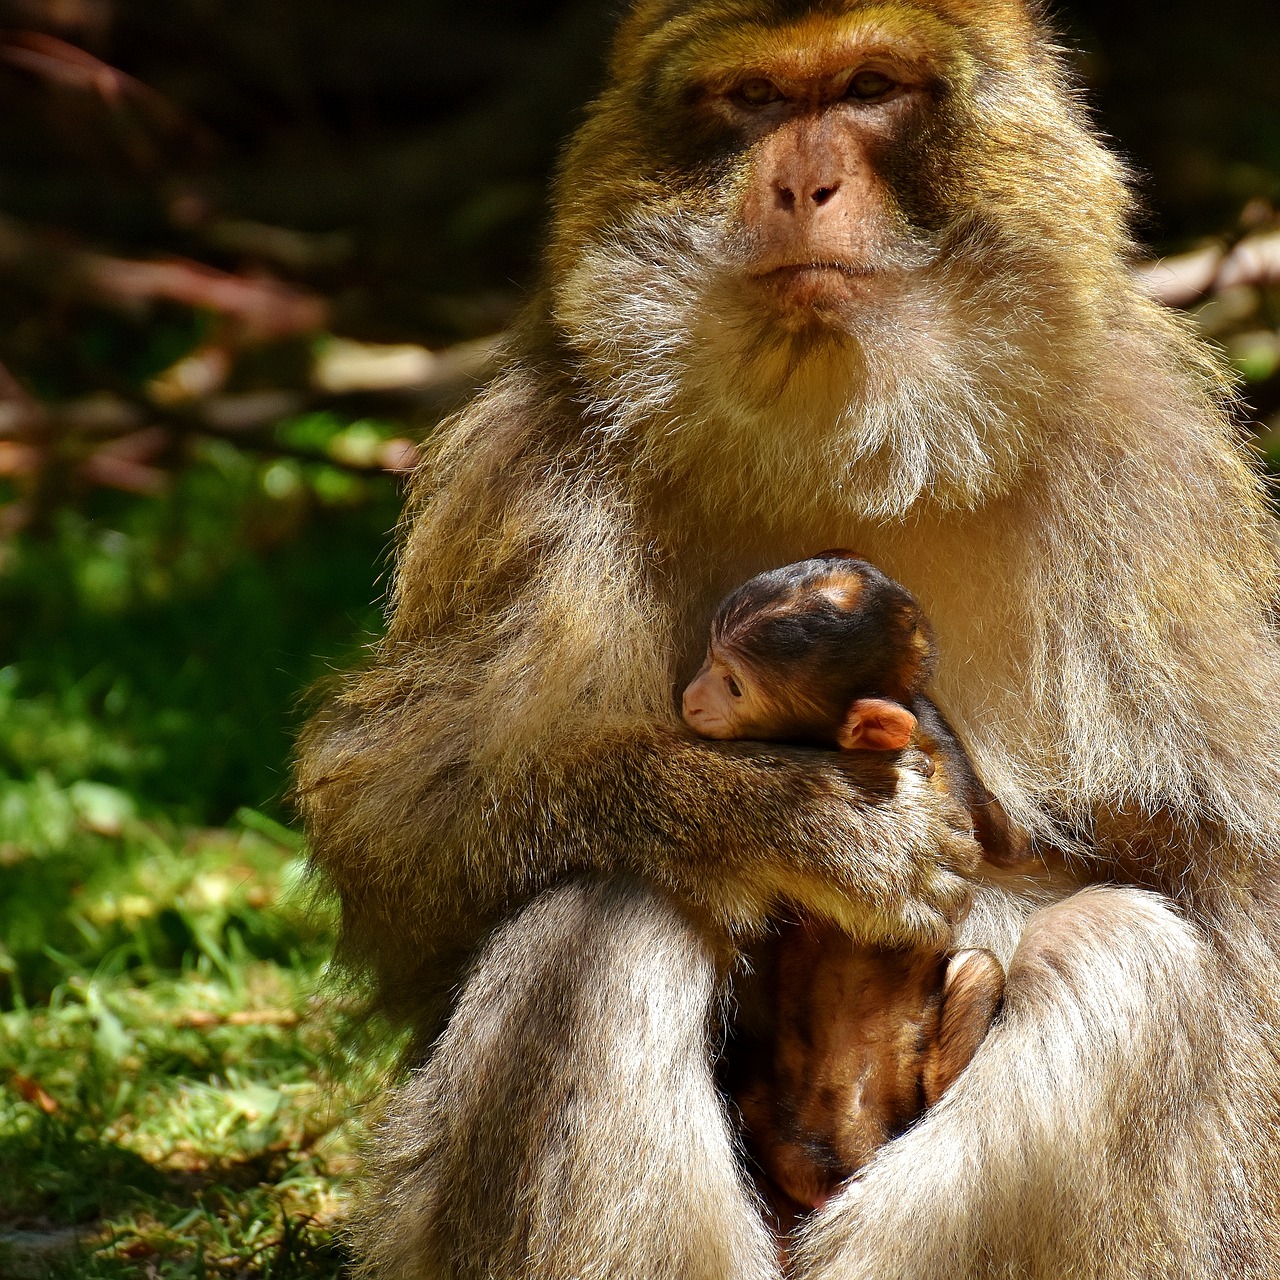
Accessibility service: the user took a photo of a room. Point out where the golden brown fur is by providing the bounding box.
[731,925,1004,1217]
[296,0,1280,1275]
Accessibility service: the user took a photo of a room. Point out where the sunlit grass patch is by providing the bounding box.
[0,405,409,1277]
[0,806,401,1278]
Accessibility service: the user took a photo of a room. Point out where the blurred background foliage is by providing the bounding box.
[0,0,1276,1274]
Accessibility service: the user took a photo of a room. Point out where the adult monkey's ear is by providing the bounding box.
[606,0,690,82]
[837,698,917,752]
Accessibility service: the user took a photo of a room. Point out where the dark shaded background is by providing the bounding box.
[1,0,1277,344]
[1063,0,1280,241]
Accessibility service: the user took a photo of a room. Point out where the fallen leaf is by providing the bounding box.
[11,1072,59,1113]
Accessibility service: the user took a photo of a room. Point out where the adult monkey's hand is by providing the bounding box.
[528,728,983,946]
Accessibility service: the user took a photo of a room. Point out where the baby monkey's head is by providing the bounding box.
[682,553,936,750]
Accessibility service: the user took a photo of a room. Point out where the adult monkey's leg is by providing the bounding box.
[355,878,780,1280]
[793,887,1280,1280]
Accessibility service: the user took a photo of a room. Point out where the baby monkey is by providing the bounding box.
[683,554,1026,1215]
[682,553,1027,865]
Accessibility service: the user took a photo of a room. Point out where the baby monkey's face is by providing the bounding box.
[682,637,919,752]
[683,553,929,749]
[682,646,774,740]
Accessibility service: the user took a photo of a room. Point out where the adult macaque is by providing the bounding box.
[682,554,1015,1217]
[296,1,1280,1277]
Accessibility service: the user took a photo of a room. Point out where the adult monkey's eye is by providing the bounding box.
[737,77,781,106]
[848,69,896,100]
[726,674,743,698]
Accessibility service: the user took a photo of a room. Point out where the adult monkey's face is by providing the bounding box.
[548,0,1134,518]
[612,4,981,326]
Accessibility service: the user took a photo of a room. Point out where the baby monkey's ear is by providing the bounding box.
[837,698,917,751]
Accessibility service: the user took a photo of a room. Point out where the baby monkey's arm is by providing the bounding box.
[909,698,1033,870]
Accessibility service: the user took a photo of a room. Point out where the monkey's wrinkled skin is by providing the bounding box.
[296,1,1280,1276]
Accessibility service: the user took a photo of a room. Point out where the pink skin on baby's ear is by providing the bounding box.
[836,698,917,751]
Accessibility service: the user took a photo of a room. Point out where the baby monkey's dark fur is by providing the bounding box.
[706,553,1029,868]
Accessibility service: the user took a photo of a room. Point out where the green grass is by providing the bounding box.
[0,431,409,1277]
[0,429,403,827]
[0,804,403,1279]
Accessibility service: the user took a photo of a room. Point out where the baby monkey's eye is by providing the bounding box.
[736,77,782,106]
[725,674,743,698]
[847,69,896,100]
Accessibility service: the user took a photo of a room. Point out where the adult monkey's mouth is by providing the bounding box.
[754,262,875,279]
[750,262,881,310]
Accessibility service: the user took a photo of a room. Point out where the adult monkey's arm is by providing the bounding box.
[295,364,978,1026]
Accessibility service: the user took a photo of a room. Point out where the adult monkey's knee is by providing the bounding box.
[1003,888,1221,1146]
[794,889,1248,1280]
[355,879,778,1280]
[996,888,1262,1274]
